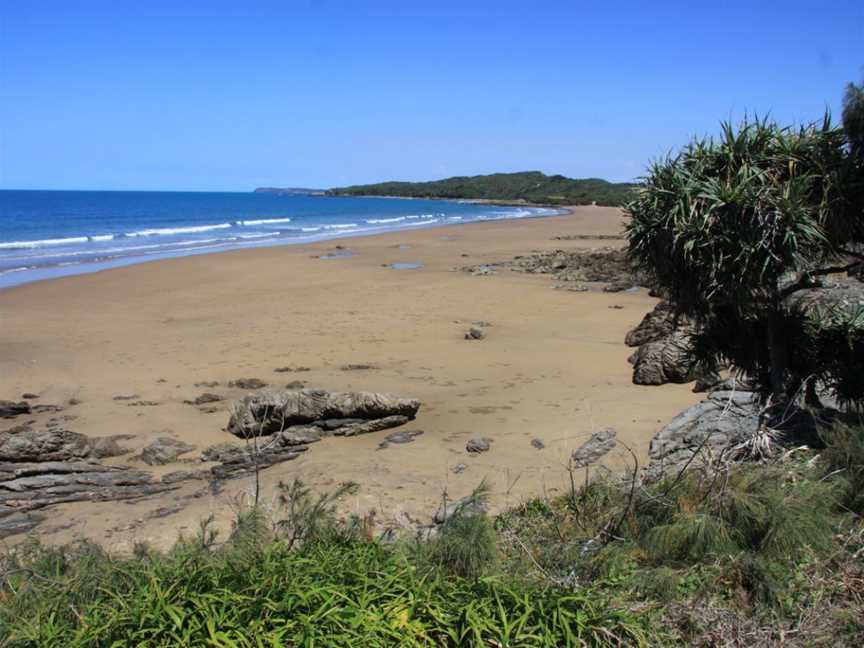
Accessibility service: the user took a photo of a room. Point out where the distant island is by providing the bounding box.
[324,171,637,206]
[253,187,326,196]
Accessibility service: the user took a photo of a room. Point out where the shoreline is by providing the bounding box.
[0,201,569,292]
[0,205,699,549]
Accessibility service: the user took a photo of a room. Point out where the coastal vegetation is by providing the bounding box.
[326,171,636,206]
[1,424,862,646]
[626,80,864,408]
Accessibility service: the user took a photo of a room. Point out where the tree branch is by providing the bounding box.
[780,261,863,299]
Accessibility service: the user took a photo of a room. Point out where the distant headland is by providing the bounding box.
[253,187,327,196]
[255,171,637,206]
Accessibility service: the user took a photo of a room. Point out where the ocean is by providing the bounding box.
[0,191,560,289]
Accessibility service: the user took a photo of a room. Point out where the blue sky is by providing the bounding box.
[1,0,862,191]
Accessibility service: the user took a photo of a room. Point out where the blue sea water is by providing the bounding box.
[0,191,560,289]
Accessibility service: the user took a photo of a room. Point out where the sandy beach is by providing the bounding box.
[0,206,699,550]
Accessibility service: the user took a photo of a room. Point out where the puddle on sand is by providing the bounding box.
[389,262,423,270]
[317,251,355,260]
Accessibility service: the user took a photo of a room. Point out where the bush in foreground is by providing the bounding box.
[2,423,863,647]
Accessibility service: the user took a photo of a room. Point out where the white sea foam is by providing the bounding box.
[365,217,406,224]
[301,227,321,232]
[237,232,279,240]
[88,234,116,242]
[404,218,440,226]
[323,223,358,230]
[236,217,292,226]
[0,236,90,250]
[126,223,232,237]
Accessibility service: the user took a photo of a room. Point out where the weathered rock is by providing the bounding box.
[434,495,487,524]
[530,438,545,450]
[316,418,364,430]
[509,247,638,287]
[466,438,492,453]
[644,390,760,481]
[112,393,140,401]
[285,381,306,390]
[21,393,39,400]
[0,511,46,538]
[0,459,178,528]
[31,404,64,414]
[341,364,376,371]
[335,416,411,437]
[459,264,497,276]
[140,437,196,465]
[625,301,682,347]
[631,329,699,385]
[378,429,424,449]
[186,393,222,406]
[692,372,726,393]
[227,389,420,438]
[278,426,323,445]
[0,427,92,462]
[571,428,617,468]
[161,469,210,484]
[210,445,308,480]
[274,366,311,373]
[88,435,133,458]
[228,378,267,389]
[201,442,244,463]
[452,463,467,474]
[464,327,486,340]
[0,401,31,419]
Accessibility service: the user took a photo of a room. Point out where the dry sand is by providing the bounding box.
[0,206,699,550]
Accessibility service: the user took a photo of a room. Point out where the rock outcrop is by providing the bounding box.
[140,437,196,466]
[629,329,702,385]
[643,390,760,482]
[625,301,707,386]
[227,389,420,438]
[0,401,31,419]
[0,459,177,538]
[0,427,129,462]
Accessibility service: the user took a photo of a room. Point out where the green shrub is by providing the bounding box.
[0,537,649,647]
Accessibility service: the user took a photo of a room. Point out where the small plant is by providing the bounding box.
[274,477,359,548]
[424,481,498,580]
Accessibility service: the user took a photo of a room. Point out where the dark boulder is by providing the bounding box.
[0,401,31,419]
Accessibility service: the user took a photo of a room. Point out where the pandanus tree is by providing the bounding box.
[626,103,864,410]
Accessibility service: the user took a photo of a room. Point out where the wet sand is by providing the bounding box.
[0,206,699,550]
